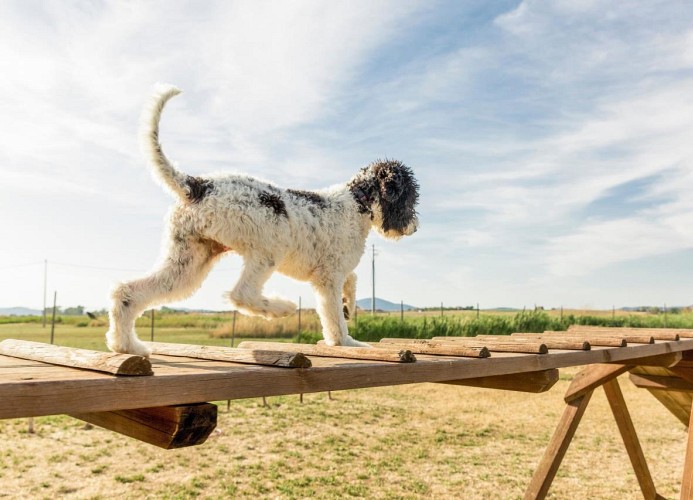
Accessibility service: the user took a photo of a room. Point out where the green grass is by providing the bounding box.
[2,307,693,349]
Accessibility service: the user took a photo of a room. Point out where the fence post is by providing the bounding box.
[49,291,57,345]
[150,309,155,341]
[401,300,404,322]
[297,297,302,343]
[231,310,237,347]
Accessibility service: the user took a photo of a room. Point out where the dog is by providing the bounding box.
[106,84,419,357]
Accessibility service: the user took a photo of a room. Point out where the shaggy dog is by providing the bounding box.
[106,85,419,357]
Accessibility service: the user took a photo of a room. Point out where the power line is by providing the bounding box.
[0,261,44,271]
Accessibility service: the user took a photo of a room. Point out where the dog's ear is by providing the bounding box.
[377,164,404,202]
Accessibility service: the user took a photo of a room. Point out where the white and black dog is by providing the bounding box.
[106,85,419,357]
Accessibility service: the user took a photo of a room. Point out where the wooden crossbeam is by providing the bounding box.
[430,336,548,354]
[440,369,558,393]
[564,363,631,403]
[476,335,590,351]
[71,403,217,449]
[629,373,693,392]
[145,342,311,368]
[568,325,681,341]
[374,339,490,358]
[0,339,152,376]
[240,341,416,363]
[512,333,628,347]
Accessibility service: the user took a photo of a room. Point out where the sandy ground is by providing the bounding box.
[0,368,687,499]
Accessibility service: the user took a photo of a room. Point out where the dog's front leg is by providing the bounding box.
[313,279,370,348]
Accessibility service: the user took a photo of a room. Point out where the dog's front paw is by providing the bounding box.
[106,330,152,358]
[342,335,372,348]
[261,297,297,319]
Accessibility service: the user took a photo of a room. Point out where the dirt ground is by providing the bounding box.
[0,369,687,499]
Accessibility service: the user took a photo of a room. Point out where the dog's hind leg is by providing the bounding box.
[225,255,296,319]
[341,272,357,320]
[314,277,370,348]
[106,237,223,356]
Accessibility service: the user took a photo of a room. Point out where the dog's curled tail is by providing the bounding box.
[140,83,189,200]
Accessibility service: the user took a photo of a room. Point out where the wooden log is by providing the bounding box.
[474,335,590,351]
[71,403,217,449]
[429,337,548,354]
[535,331,652,344]
[510,333,628,347]
[567,325,680,341]
[0,339,152,376]
[564,363,631,403]
[373,340,490,358]
[239,341,416,363]
[629,373,693,392]
[524,391,594,500]
[440,369,559,393]
[145,342,311,368]
[602,379,662,500]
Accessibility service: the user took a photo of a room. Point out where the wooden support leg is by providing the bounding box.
[603,378,663,500]
[681,399,693,500]
[524,390,594,500]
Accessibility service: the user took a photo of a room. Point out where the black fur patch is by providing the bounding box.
[287,189,327,209]
[185,176,214,203]
[259,191,288,217]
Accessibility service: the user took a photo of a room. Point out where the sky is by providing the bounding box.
[2,0,693,312]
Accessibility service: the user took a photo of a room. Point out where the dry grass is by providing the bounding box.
[0,369,687,499]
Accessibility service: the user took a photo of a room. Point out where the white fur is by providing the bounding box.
[106,85,419,357]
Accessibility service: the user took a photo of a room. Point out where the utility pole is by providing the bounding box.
[371,244,376,315]
[42,259,47,328]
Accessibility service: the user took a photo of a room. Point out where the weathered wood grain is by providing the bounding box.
[430,337,548,354]
[2,338,693,419]
[240,341,416,363]
[146,342,311,368]
[374,339,490,357]
[440,369,559,393]
[568,325,680,341]
[602,379,661,500]
[564,363,631,403]
[511,333,629,347]
[71,403,217,449]
[524,391,594,500]
[475,335,590,351]
[0,339,152,376]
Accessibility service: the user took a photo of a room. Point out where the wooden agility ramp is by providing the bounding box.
[2,326,693,497]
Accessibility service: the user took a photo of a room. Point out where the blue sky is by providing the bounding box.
[2,0,693,312]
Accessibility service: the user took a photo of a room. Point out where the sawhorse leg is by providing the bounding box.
[681,399,693,499]
[525,364,663,500]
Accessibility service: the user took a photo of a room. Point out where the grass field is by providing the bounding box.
[0,312,690,498]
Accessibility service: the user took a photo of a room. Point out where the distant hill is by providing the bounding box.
[356,298,417,312]
[0,307,42,316]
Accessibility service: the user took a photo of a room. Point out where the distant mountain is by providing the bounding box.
[356,298,417,312]
[0,307,42,316]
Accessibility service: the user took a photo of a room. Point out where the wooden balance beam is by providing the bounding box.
[3,328,693,496]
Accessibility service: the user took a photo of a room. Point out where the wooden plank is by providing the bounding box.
[568,325,680,341]
[524,391,593,500]
[2,339,693,419]
[475,335,590,351]
[371,340,490,358]
[71,403,217,449]
[440,369,559,393]
[681,400,693,500]
[564,364,631,403]
[239,341,416,363]
[0,339,152,376]
[429,337,548,354]
[602,378,661,500]
[629,373,693,392]
[146,342,311,368]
